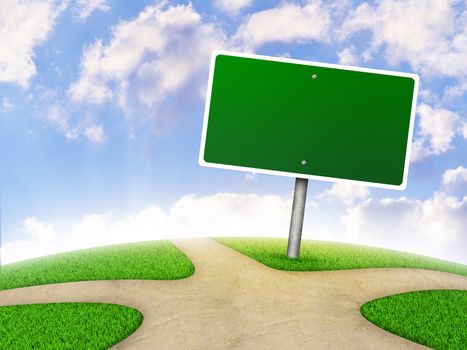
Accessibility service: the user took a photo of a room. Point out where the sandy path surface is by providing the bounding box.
[1,238,466,349]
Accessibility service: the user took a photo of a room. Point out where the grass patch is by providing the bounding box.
[361,290,467,350]
[0,240,194,291]
[0,302,143,349]
[214,237,467,276]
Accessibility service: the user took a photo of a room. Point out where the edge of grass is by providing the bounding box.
[360,289,467,350]
[0,240,195,291]
[0,302,144,349]
[214,237,467,277]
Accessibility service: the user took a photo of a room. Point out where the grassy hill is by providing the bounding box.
[0,240,194,350]
[0,240,195,291]
[1,238,466,350]
[214,237,467,276]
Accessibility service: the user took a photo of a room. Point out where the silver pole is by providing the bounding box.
[287,178,308,259]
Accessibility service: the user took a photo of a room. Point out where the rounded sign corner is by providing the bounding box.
[211,50,225,61]
[409,73,420,86]
[199,155,209,167]
[395,179,407,191]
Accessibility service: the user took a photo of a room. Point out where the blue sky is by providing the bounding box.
[1,0,466,264]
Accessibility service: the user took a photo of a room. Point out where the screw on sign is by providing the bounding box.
[200,51,419,259]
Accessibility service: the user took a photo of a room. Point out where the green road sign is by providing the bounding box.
[200,51,419,190]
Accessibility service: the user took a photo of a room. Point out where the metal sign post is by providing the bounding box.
[287,178,308,259]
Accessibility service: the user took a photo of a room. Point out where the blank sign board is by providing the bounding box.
[199,51,419,190]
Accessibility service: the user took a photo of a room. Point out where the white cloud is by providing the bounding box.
[337,46,359,65]
[74,0,110,21]
[1,217,59,264]
[339,0,467,78]
[68,2,228,117]
[167,193,291,237]
[69,40,113,104]
[1,239,61,265]
[411,103,463,161]
[418,103,460,152]
[340,166,467,263]
[442,166,467,197]
[35,88,108,142]
[70,205,167,248]
[233,0,332,51]
[343,197,422,248]
[443,166,467,186]
[23,217,56,240]
[418,89,440,105]
[3,193,292,264]
[214,0,252,16]
[36,88,77,139]
[318,182,370,206]
[410,138,431,163]
[4,186,467,265]
[342,192,467,264]
[84,124,105,143]
[443,82,467,100]
[419,192,467,251]
[0,0,67,87]
[44,103,79,140]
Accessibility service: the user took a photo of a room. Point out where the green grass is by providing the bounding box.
[214,237,467,276]
[0,302,143,349]
[361,290,467,350]
[0,240,195,291]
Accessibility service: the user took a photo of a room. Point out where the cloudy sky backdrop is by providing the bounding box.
[1,0,466,264]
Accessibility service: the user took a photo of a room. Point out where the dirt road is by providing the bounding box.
[1,238,466,349]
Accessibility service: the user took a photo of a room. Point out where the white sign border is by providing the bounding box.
[199,50,420,191]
